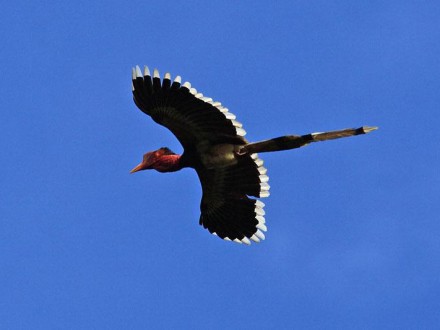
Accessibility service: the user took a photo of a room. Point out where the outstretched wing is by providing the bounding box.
[197,153,269,245]
[132,66,269,244]
[131,66,247,149]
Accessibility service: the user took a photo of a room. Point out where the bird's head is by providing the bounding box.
[130,147,181,173]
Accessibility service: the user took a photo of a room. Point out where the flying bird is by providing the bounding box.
[131,66,377,245]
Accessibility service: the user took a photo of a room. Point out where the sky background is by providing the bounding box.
[1,1,440,329]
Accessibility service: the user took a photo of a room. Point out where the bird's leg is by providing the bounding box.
[237,126,378,155]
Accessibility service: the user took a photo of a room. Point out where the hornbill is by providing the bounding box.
[130,66,377,245]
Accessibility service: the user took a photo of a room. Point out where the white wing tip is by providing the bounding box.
[231,120,243,128]
[255,230,265,240]
[236,127,246,136]
[258,166,267,175]
[256,215,266,224]
[144,66,150,77]
[224,112,236,120]
[256,200,265,208]
[255,207,265,216]
[250,234,260,243]
[153,68,160,78]
[260,191,270,198]
[259,174,269,183]
[256,223,267,232]
[260,182,270,191]
[241,237,251,245]
[135,65,142,78]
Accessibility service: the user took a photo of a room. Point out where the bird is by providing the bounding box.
[130,65,377,245]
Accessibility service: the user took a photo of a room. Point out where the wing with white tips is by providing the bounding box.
[132,65,247,149]
[197,153,269,244]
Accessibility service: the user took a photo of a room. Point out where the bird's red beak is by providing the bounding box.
[130,162,147,174]
[130,152,156,173]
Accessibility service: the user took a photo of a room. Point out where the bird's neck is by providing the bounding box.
[155,154,183,172]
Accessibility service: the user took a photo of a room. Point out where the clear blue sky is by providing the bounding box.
[1,1,439,329]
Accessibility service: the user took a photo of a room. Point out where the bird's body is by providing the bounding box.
[131,66,376,245]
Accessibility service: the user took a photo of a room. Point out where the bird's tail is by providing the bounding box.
[237,126,378,155]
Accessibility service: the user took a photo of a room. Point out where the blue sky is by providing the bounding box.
[1,1,439,328]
